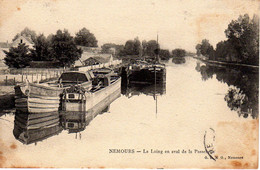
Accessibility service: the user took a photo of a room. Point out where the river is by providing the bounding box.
[0,57,258,168]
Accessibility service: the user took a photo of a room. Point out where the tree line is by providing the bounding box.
[4,27,98,68]
[101,38,188,61]
[5,27,191,68]
[196,14,259,66]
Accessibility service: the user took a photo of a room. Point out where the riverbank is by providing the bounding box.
[194,56,259,71]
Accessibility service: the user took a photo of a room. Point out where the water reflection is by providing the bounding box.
[61,112,86,134]
[13,112,62,145]
[172,57,186,64]
[13,88,121,144]
[121,83,166,98]
[196,61,259,119]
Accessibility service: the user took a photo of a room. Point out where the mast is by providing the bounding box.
[155,33,159,63]
[154,33,158,117]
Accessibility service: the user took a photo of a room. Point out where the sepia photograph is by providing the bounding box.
[0,0,258,168]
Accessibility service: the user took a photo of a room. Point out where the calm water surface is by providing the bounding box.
[0,57,258,167]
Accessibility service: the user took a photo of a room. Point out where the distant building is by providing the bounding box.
[74,46,114,67]
[83,57,101,66]
[12,34,34,48]
[74,49,114,67]
[83,54,113,66]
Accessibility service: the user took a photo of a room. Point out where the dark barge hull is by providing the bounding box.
[128,67,166,85]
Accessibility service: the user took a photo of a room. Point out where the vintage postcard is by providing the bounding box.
[0,0,258,169]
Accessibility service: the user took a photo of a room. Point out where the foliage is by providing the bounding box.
[117,38,161,57]
[30,34,52,61]
[12,27,37,43]
[46,34,54,42]
[224,14,259,65]
[195,39,214,59]
[74,27,98,47]
[50,29,82,67]
[141,40,147,56]
[4,43,31,68]
[123,40,135,55]
[144,40,159,57]
[195,44,202,56]
[196,14,259,65]
[101,43,124,56]
[159,49,170,61]
[215,40,237,61]
[120,37,141,56]
[197,63,258,119]
[172,48,186,58]
[133,37,141,55]
[7,28,86,68]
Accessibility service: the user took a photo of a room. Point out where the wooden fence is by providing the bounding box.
[0,68,65,85]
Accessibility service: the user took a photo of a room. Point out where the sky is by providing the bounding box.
[0,0,259,52]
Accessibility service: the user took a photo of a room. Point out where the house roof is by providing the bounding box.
[91,55,112,63]
[74,52,113,66]
[13,34,34,44]
[84,57,100,64]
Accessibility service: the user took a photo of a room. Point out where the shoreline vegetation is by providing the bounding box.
[194,56,259,70]
[195,14,259,68]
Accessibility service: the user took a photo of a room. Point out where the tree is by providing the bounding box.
[12,27,37,43]
[30,34,51,61]
[195,39,215,59]
[121,37,141,56]
[195,44,202,56]
[4,43,31,68]
[119,38,159,57]
[159,49,170,60]
[215,40,238,61]
[133,37,141,55]
[225,14,259,65]
[46,34,54,43]
[101,43,115,53]
[200,39,213,56]
[172,49,186,58]
[50,29,82,67]
[142,40,147,56]
[123,40,135,55]
[144,40,159,57]
[101,43,124,56]
[74,27,98,47]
